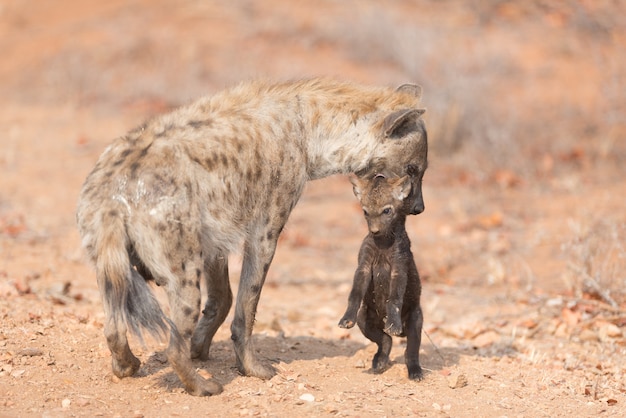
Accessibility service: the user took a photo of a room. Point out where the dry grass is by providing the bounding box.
[323,0,626,176]
[563,219,626,307]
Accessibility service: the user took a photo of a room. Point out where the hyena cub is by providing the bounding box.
[339,175,424,380]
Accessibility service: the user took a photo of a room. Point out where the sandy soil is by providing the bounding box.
[1,1,625,417]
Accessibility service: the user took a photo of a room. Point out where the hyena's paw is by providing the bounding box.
[338,313,357,329]
[370,353,392,374]
[190,338,210,361]
[185,375,223,397]
[407,363,424,381]
[111,354,141,378]
[383,316,403,336]
[237,356,277,380]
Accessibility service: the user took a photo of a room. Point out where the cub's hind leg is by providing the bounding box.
[404,305,424,380]
[357,306,393,374]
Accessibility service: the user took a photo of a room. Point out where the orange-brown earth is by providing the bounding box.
[1,1,625,416]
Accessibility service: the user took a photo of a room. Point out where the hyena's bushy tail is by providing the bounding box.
[89,209,223,396]
[94,210,170,342]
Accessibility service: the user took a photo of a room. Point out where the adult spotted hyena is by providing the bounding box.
[76,78,428,396]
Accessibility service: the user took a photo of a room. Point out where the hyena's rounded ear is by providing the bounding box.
[349,175,364,201]
[396,84,423,100]
[383,108,426,138]
[391,176,412,201]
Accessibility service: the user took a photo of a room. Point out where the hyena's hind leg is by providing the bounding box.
[164,251,223,395]
[191,254,233,361]
[404,305,424,380]
[357,306,393,374]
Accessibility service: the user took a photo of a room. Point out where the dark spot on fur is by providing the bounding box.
[191,156,203,167]
[188,119,211,129]
[104,170,114,178]
[108,209,119,217]
[185,180,193,200]
[103,278,113,299]
[266,230,274,241]
[139,143,152,157]
[154,173,165,184]
[155,124,174,138]
[204,158,214,171]
[81,185,94,196]
[263,263,270,274]
[254,166,262,182]
[230,155,240,172]
[220,154,228,167]
[181,262,186,272]
[183,306,193,316]
[271,169,281,187]
[129,162,140,178]
[195,281,200,289]
[196,269,201,279]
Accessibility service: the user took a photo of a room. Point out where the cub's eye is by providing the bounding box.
[363,209,369,217]
[382,208,392,215]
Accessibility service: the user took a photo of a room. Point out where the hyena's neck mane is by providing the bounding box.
[292,79,416,180]
[200,78,419,180]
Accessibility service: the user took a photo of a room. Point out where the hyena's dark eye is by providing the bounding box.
[382,208,392,215]
[363,209,369,217]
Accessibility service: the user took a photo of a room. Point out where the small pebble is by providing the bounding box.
[447,371,468,389]
[299,393,315,402]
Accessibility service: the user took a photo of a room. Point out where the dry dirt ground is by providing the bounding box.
[1,1,626,417]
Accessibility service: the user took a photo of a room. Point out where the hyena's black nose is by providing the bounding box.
[410,199,425,215]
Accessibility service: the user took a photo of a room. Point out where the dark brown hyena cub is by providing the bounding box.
[339,175,424,380]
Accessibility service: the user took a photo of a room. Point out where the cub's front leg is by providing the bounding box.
[339,255,373,329]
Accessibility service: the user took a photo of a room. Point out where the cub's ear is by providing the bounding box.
[383,108,426,138]
[391,176,412,201]
[349,175,364,201]
[396,83,423,100]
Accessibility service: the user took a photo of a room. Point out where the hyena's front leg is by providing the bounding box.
[191,254,233,361]
[339,266,372,329]
[230,236,278,379]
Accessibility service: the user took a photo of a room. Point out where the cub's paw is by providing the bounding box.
[338,315,356,329]
[384,318,403,336]
[408,364,424,381]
